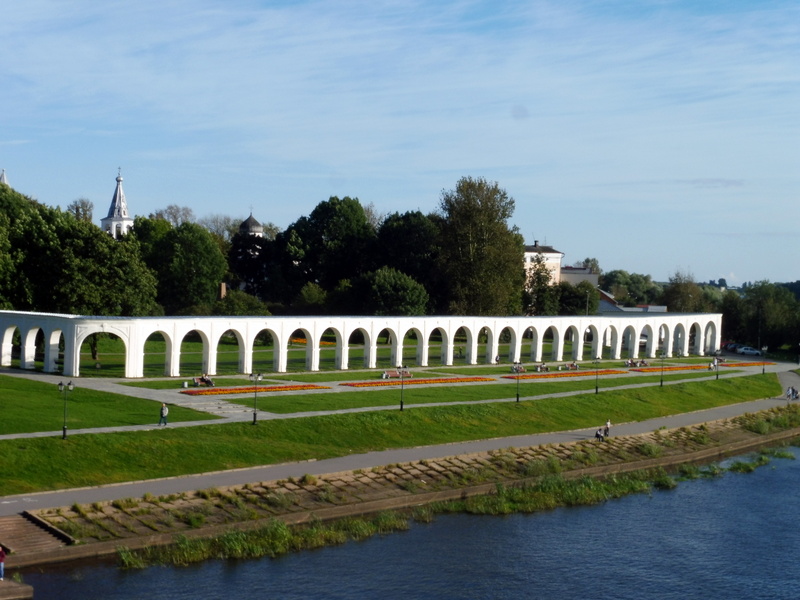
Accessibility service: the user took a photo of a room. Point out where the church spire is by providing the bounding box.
[100,169,135,238]
[0,169,8,186]
[107,168,130,219]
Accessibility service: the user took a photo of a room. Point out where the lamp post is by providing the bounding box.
[400,366,405,411]
[58,381,74,440]
[660,352,666,387]
[249,372,262,424]
[593,358,600,394]
[761,347,768,374]
[715,359,720,381]
[516,368,521,403]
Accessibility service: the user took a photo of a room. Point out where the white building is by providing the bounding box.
[100,171,135,239]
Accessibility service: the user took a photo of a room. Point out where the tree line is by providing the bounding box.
[2,178,799,351]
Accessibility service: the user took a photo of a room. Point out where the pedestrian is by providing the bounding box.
[159,403,169,426]
[0,544,6,581]
[604,419,611,438]
[595,427,604,442]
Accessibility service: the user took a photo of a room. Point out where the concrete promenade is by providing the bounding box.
[0,359,797,517]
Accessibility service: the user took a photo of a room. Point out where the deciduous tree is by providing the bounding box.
[437,177,524,315]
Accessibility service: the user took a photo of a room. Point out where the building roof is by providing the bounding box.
[105,172,130,219]
[524,240,562,255]
[239,213,263,235]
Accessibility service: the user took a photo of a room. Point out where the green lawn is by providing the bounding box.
[0,374,781,496]
[0,376,218,435]
[222,371,737,413]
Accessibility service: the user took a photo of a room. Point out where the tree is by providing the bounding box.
[437,176,524,315]
[361,267,429,316]
[272,196,376,302]
[601,269,662,306]
[375,211,441,306]
[154,222,228,314]
[0,185,158,316]
[212,290,271,316]
[741,281,800,350]
[523,253,558,315]
[574,257,601,274]
[67,198,94,222]
[556,280,599,315]
[660,271,705,312]
[150,205,195,227]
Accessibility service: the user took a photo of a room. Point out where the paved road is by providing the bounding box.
[0,360,797,516]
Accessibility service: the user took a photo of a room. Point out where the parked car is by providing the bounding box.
[737,346,762,356]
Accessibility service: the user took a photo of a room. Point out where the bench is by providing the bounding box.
[382,369,412,379]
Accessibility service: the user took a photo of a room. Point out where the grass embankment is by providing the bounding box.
[0,375,780,496]
[118,445,793,569]
[0,376,217,435]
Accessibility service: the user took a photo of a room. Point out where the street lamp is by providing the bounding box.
[593,358,600,394]
[660,352,666,387]
[58,381,74,440]
[400,366,405,411]
[761,347,768,375]
[249,373,262,424]
[715,359,720,381]
[516,368,521,403]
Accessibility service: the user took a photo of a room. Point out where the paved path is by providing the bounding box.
[0,360,797,516]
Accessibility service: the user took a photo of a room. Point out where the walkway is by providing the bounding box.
[0,359,796,517]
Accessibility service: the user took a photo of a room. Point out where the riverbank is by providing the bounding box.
[8,403,800,571]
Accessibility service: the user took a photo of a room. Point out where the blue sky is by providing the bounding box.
[2,1,798,286]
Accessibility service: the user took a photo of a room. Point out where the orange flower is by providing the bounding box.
[181,384,330,396]
[502,369,627,380]
[341,377,494,388]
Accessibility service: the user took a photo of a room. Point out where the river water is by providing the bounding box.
[25,449,800,600]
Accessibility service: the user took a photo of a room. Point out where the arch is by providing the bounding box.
[215,329,244,375]
[287,328,314,372]
[79,332,126,376]
[703,320,718,356]
[425,327,450,367]
[621,325,639,359]
[452,326,471,364]
[640,324,656,358]
[0,311,724,378]
[690,322,704,356]
[317,327,343,371]
[497,326,518,363]
[0,325,19,368]
[143,331,172,377]
[179,329,211,377]
[346,327,371,369]
[672,324,687,357]
[583,325,600,360]
[541,325,562,362]
[564,325,581,360]
[252,327,277,373]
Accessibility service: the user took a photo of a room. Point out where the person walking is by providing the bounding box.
[604,419,611,438]
[0,544,6,581]
[158,403,169,426]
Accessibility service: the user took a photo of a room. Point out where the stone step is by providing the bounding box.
[0,515,65,556]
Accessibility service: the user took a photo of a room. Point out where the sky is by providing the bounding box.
[1,0,798,286]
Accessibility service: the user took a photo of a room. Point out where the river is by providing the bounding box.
[24,448,800,599]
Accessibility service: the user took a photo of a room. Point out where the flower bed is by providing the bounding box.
[289,337,335,346]
[502,369,627,380]
[340,376,494,388]
[722,362,774,368]
[181,384,330,396]
[630,365,708,373]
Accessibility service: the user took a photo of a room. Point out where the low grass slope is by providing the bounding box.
[0,375,780,496]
